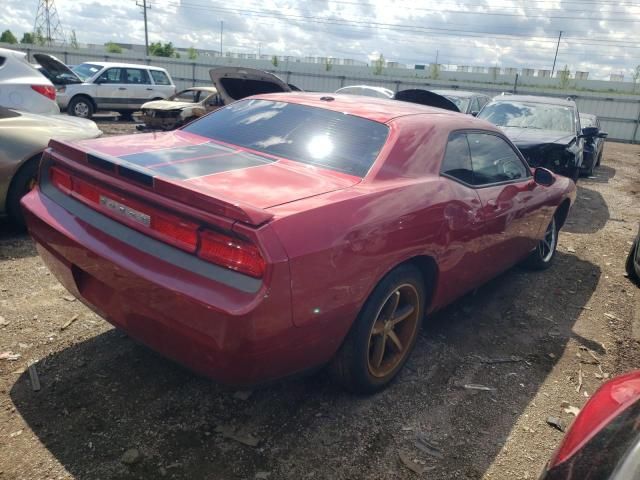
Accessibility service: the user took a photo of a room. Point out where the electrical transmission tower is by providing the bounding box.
[33,0,66,46]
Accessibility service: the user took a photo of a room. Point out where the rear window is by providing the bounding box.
[183,99,389,177]
[150,70,171,85]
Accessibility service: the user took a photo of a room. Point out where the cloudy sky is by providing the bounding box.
[2,0,639,80]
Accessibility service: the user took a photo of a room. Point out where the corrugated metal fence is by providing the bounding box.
[13,45,640,143]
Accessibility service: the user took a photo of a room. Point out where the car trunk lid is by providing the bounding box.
[33,53,82,84]
[208,67,291,105]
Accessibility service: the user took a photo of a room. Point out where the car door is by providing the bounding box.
[433,132,487,306]
[121,67,153,108]
[148,69,176,98]
[95,67,128,110]
[467,132,545,277]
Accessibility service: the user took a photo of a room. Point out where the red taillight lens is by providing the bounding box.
[550,371,640,467]
[198,229,265,278]
[31,85,56,101]
[50,166,72,193]
[49,165,265,278]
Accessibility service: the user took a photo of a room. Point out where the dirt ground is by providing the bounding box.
[1,121,639,480]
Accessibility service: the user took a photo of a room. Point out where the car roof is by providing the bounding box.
[250,92,500,126]
[0,47,27,60]
[431,89,484,98]
[77,61,168,71]
[491,94,576,107]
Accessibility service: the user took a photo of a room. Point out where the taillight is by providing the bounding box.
[31,85,56,101]
[198,229,265,278]
[50,166,72,193]
[48,165,265,277]
[550,371,640,467]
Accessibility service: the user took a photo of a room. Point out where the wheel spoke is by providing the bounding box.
[382,290,400,320]
[387,330,404,352]
[390,304,415,326]
[371,334,387,368]
[371,320,385,335]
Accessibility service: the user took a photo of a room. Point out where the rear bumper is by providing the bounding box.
[20,187,314,386]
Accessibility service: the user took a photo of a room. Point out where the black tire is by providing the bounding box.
[596,150,602,167]
[329,264,426,394]
[6,156,40,228]
[569,166,580,183]
[119,111,134,121]
[523,216,558,270]
[584,160,594,178]
[68,96,94,118]
[626,238,640,283]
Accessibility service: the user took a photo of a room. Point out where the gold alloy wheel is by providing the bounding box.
[367,284,420,378]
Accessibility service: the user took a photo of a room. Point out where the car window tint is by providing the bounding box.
[467,133,528,185]
[124,68,150,84]
[0,56,5,67]
[441,132,473,184]
[99,68,122,83]
[150,70,171,85]
[183,99,389,177]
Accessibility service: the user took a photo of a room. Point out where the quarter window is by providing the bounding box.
[150,70,171,85]
[467,133,529,185]
[441,132,473,184]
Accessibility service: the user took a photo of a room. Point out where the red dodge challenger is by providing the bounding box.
[21,93,576,393]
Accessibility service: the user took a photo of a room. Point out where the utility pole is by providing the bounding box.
[435,49,439,65]
[136,0,150,56]
[551,30,562,77]
[220,20,223,57]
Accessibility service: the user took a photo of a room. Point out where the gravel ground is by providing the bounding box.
[1,122,639,480]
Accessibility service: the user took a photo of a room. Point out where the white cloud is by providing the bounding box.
[1,0,639,79]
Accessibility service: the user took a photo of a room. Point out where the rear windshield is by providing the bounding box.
[72,63,102,81]
[183,99,389,177]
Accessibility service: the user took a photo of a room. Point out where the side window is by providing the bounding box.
[123,68,150,84]
[441,132,473,184]
[150,70,171,85]
[97,68,122,83]
[467,133,529,186]
[470,97,480,113]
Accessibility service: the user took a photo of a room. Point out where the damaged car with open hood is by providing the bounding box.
[139,67,292,130]
[477,95,590,182]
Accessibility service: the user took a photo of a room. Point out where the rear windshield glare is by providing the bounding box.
[183,99,389,177]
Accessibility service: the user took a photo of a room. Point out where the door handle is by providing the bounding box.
[118,87,127,90]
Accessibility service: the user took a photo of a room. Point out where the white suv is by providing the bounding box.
[0,48,60,114]
[36,56,176,119]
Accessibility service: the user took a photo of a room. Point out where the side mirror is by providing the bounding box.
[579,126,599,138]
[598,131,608,138]
[534,167,554,187]
[470,111,479,117]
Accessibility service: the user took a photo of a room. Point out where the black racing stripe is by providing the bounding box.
[152,151,270,179]
[121,143,236,167]
[120,142,274,180]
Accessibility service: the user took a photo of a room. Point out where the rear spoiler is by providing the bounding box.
[46,139,274,227]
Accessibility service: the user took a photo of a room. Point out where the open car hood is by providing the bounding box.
[209,67,291,104]
[394,89,460,112]
[33,53,82,84]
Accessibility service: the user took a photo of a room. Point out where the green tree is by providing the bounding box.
[632,65,640,93]
[20,32,34,44]
[430,63,441,80]
[149,41,177,57]
[0,29,18,44]
[187,46,197,60]
[271,55,279,67]
[558,64,571,89]
[35,28,46,46]
[372,53,385,75]
[69,30,79,49]
[105,41,123,53]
